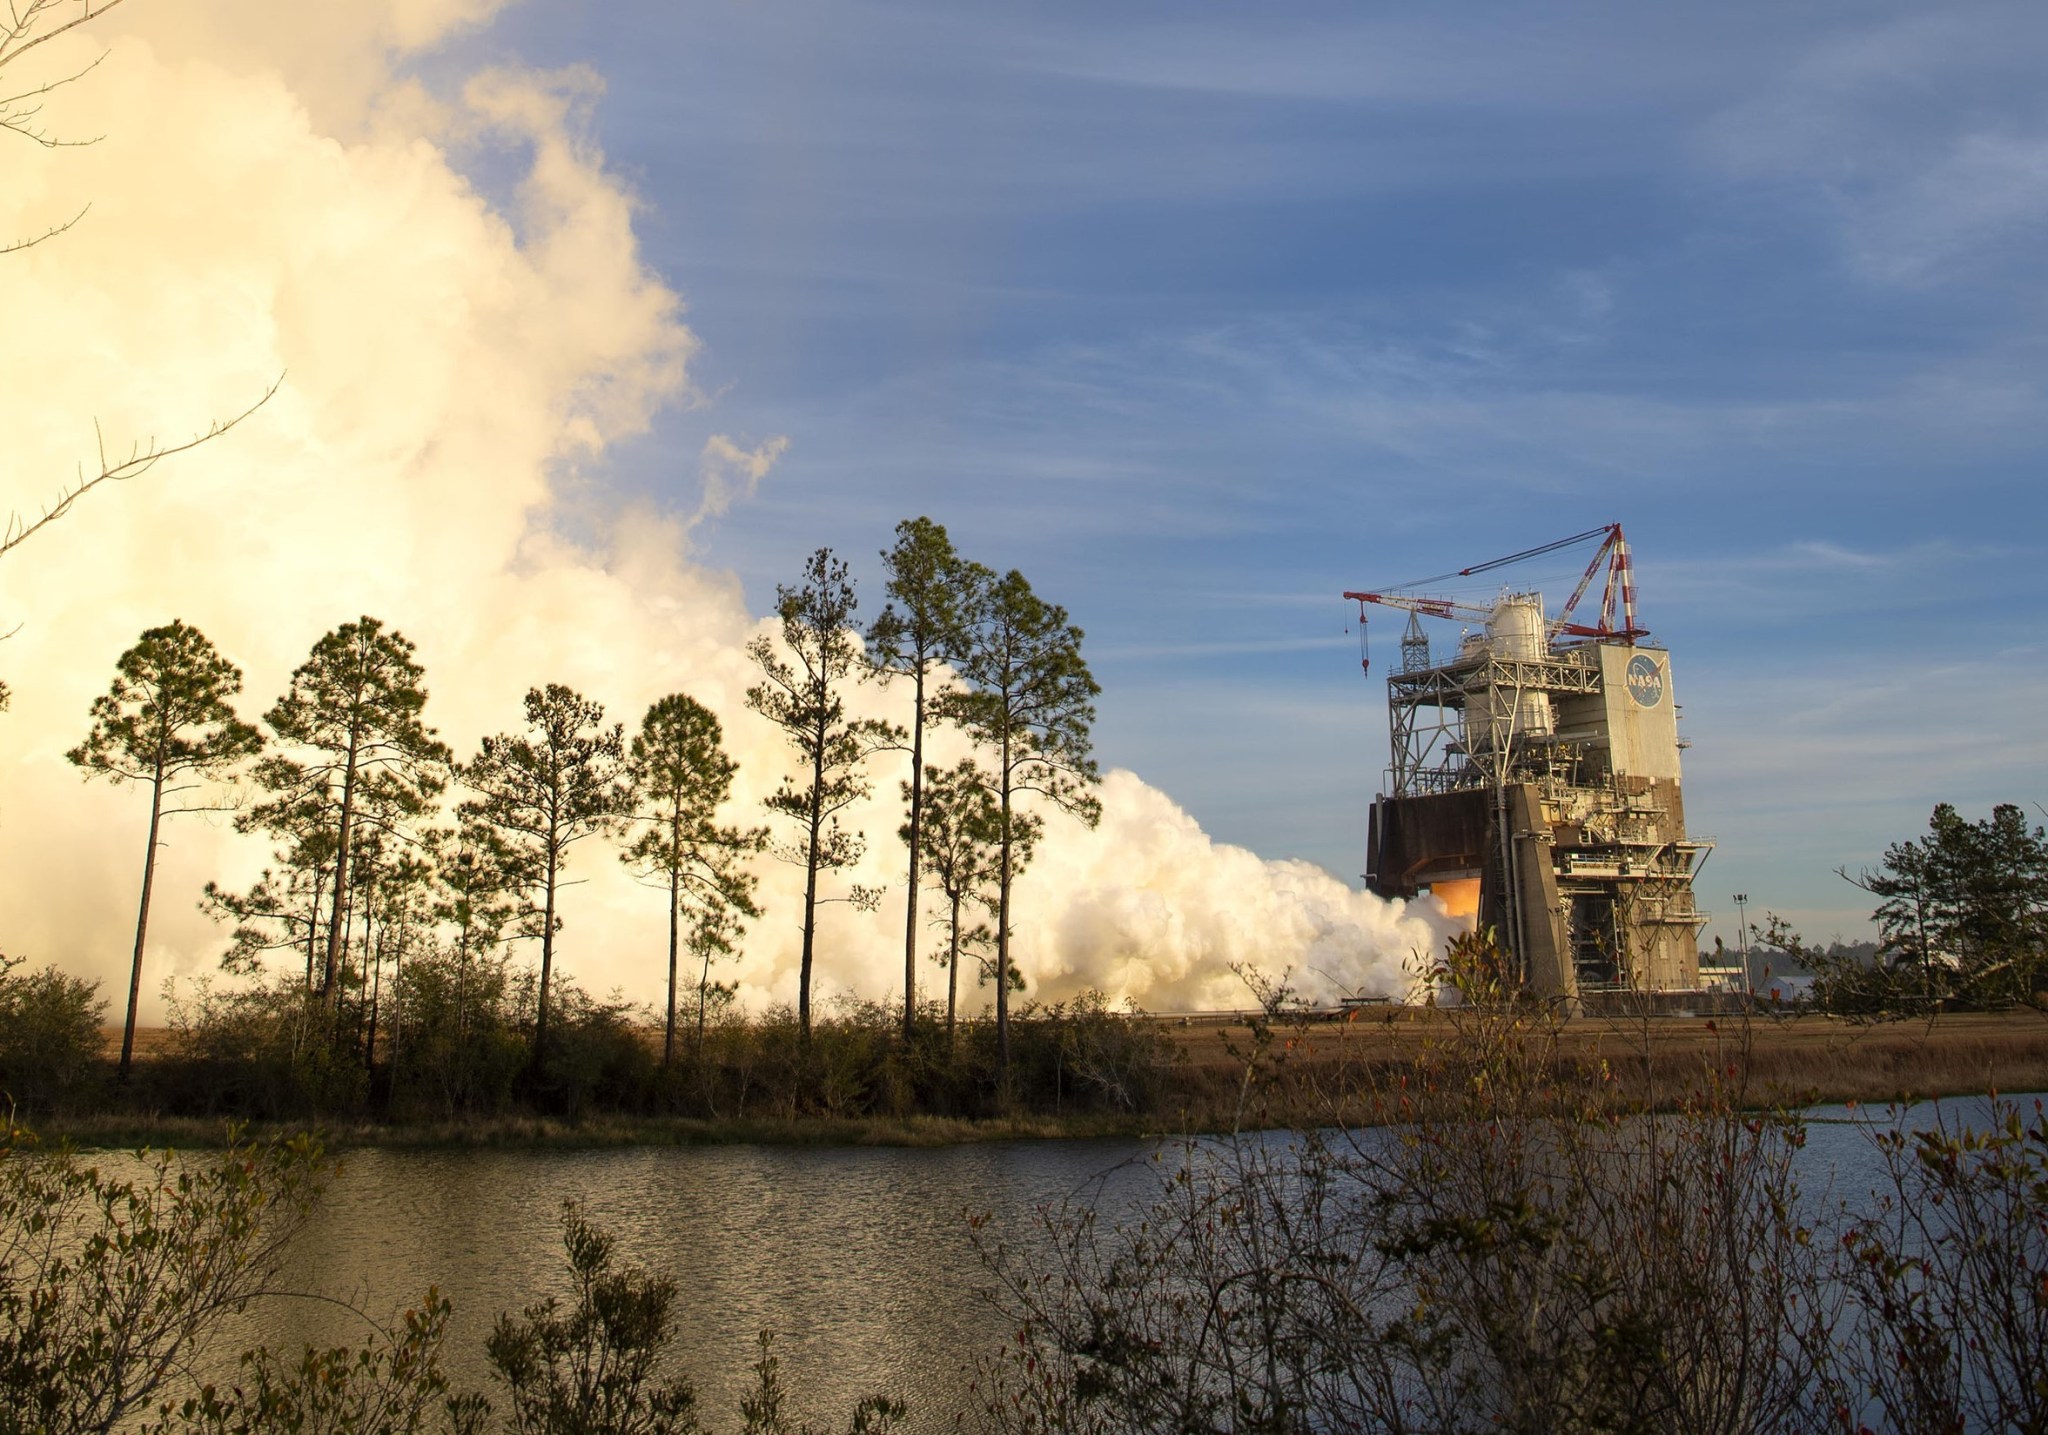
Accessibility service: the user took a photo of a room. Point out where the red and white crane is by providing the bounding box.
[1343,523,1645,674]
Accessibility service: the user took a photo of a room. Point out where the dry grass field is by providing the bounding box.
[1160,1006,2048,1109]
[99,1025,177,1058]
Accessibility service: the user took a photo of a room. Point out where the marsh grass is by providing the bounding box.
[52,1001,2048,1149]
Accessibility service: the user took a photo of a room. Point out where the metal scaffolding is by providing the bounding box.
[1355,551,1713,999]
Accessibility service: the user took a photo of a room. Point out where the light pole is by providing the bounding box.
[1733,893,1751,996]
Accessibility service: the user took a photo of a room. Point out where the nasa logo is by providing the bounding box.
[1625,653,1663,707]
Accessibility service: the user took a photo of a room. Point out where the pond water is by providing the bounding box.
[223,1136,1167,1432]
[203,1093,2041,1433]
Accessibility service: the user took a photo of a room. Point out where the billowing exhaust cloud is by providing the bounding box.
[0,5,1451,1022]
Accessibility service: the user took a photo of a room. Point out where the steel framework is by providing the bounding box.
[1351,527,1713,997]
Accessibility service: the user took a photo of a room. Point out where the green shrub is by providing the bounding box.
[0,1123,327,1432]
[1834,1099,2048,1433]
[0,956,106,1117]
[388,949,528,1120]
[532,981,657,1119]
[974,1000,1834,1434]
[159,976,367,1119]
[149,1289,486,1435]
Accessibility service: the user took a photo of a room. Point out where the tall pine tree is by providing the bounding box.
[746,548,899,1039]
[867,517,973,1039]
[1844,802,2048,1006]
[909,758,1039,1042]
[460,684,629,1074]
[68,621,262,1079]
[620,693,764,1064]
[940,569,1101,1085]
[261,617,448,1004]
[205,778,337,987]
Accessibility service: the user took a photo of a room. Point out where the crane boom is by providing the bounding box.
[1449,524,1616,583]
[1338,590,1493,624]
[1342,522,1647,675]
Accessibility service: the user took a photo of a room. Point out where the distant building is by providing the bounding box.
[1362,594,1711,1000]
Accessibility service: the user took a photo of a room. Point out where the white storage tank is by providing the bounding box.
[1485,593,1547,659]
[1464,685,1555,753]
[1463,594,1553,754]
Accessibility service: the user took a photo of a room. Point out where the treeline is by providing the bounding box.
[1756,801,2048,1015]
[15,518,1134,1121]
[0,947,1178,1125]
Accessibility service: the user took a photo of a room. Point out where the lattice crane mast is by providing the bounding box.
[1343,523,1645,674]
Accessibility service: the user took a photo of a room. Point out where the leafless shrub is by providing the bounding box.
[971,942,1842,1434]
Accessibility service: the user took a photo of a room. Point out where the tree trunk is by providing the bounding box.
[321,728,362,1002]
[305,867,325,992]
[119,755,167,1082]
[536,836,558,1075]
[996,732,1013,1090]
[453,929,472,1116]
[902,666,924,1039]
[365,922,382,1075]
[697,941,713,1049]
[664,864,680,1068]
[798,705,827,1041]
[456,923,470,1043]
[389,934,404,1087]
[1915,896,1931,998]
[341,876,359,1040]
[946,891,961,1044]
[360,860,378,1072]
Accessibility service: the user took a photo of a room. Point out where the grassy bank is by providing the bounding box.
[37,1109,1164,1151]
[38,1007,2047,1150]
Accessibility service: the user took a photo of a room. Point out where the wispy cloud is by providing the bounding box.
[1011,10,1751,113]
[690,433,789,533]
[1699,4,2048,285]
[1653,537,2013,621]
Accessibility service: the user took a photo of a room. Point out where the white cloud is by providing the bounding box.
[1031,772,1451,1009]
[693,435,790,533]
[0,4,1440,1022]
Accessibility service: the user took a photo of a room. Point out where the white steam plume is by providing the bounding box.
[0,5,1451,1022]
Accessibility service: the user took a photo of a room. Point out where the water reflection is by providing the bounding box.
[203,1094,2039,1433]
[236,1138,1161,1432]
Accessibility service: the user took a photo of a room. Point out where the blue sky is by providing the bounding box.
[443,1,2048,944]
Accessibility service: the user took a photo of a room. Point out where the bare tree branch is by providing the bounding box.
[0,44,107,145]
[0,199,86,253]
[1,374,282,562]
[0,0,131,75]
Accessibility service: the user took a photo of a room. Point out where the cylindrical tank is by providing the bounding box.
[1485,594,1546,659]
[1465,685,1554,752]
[1464,684,1507,753]
[1465,595,1553,755]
